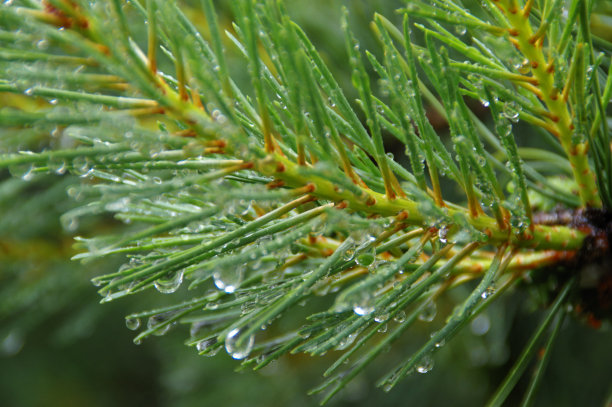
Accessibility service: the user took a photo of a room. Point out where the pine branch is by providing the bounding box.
[1,0,610,404]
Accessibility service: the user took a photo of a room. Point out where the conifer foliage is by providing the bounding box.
[1,0,611,404]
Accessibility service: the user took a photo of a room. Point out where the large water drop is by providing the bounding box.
[154,270,184,294]
[225,328,254,360]
[416,354,434,374]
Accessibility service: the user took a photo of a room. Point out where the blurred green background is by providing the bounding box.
[1,1,612,406]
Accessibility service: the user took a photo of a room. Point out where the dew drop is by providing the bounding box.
[502,101,520,122]
[416,354,434,374]
[342,247,356,261]
[517,59,530,74]
[310,221,326,236]
[437,226,448,245]
[1,330,24,357]
[211,109,227,124]
[454,25,467,35]
[154,270,184,294]
[8,163,34,181]
[47,157,66,175]
[500,123,512,137]
[381,370,402,392]
[225,327,254,360]
[60,215,79,232]
[374,311,389,323]
[352,291,375,316]
[196,337,218,353]
[71,156,92,176]
[298,325,311,339]
[24,87,34,96]
[335,332,358,350]
[213,266,244,294]
[393,310,406,323]
[91,277,104,287]
[481,286,495,299]
[470,314,491,336]
[125,317,140,331]
[147,316,172,336]
[418,301,437,323]
[355,248,376,267]
[36,39,49,50]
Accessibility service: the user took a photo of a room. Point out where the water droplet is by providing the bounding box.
[470,314,491,336]
[516,59,530,74]
[381,370,402,392]
[499,123,512,137]
[47,157,66,175]
[355,249,376,267]
[481,286,495,299]
[374,311,389,323]
[336,332,358,350]
[213,266,244,294]
[393,310,406,323]
[125,317,140,330]
[196,337,218,353]
[437,226,448,245]
[91,277,104,287]
[502,101,520,122]
[154,270,184,294]
[352,291,375,316]
[289,323,308,339]
[377,323,388,333]
[36,39,49,50]
[416,354,434,374]
[211,109,227,124]
[225,327,254,360]
[418,301,437,322]
[342,247,356,261]
[454,25,467,35]
[60,215,79,232]
[71,156,92,176]
[24,87,34,96]
[1,330,24,356]
[147,316,172,336]
[310,221,326,236]
[8,163,34,181]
